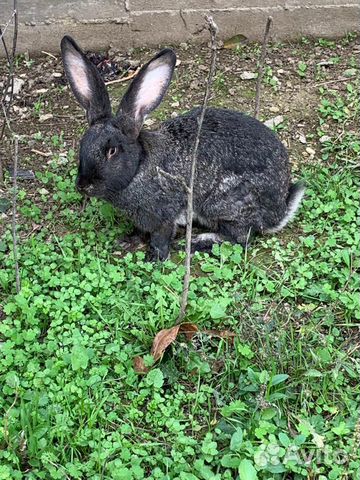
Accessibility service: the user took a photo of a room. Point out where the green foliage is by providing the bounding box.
[0,40,359,479]
[297,61,307,78]
[263,66,279,91]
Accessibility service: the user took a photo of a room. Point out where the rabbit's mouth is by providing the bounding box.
[76,176,100,197]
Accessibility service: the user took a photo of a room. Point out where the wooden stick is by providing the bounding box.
[105,67,140,86]
[12,137,21,293]
[312,77,350,88]
[41,50,57,60]
[31,148,52,157]
[254,16,273,119]
[0,0,18,182]
[177,15,219,324]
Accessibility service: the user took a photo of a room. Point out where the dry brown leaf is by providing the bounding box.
[134,323,236,373]
[150,322,200,361]
[133,356,148,374]
[203,329,236,340]
[178,322,199,340]
[151,325,181,361]
[223,34,248,49]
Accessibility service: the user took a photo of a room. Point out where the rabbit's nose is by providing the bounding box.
[76,176,92,193]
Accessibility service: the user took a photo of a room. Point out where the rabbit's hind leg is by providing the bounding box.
[218,220,256,248]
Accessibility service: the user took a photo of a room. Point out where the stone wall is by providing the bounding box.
[0,0,359,55]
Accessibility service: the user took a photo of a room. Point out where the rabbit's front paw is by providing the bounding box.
[148,226,173,262]
[146,246,169,262]
[191,233,222,253]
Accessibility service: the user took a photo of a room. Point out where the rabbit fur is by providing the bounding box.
[61,36,305,260]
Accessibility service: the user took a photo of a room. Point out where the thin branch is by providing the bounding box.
[156,167,190,194]
[0,11,16,42]
[12,137,21,293]
[254,16,273,119]
[0,25,10,61]
[11,0,18,60]
[312,77,351,88]
[41,50,57,60]
[31,148,52,157]
[0,1,18,183]
[177,15,218,324]
[0,0,18,181]
[1,100,12,133]
[105,67,140,85]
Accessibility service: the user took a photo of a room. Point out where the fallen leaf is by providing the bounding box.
[203,329,236,341]
[11,78,25,95]
[133,356,149,373]
[178,322,199,340]
[264,115,284,129]
[39,113,54,122]
[239,71,257,80]
[306,146,316,156]
[299,134,307,144]
[134,323,235,373]
[319,135,331,143]
[223,34,248,49]
[151,325,181,361]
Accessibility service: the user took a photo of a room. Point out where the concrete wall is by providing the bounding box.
[0,0,359,55]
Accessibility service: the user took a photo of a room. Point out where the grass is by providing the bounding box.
[0,38,359,480]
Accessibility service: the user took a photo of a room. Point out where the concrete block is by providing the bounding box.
[285,0,354,6]
[1,22,132,55]
[129,10,190,47]
[0,0,359,56]
[130,0,285,11]
[1,0,127,24]
[169,5,360,42]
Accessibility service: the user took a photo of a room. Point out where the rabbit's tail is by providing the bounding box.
[265,181,306,233]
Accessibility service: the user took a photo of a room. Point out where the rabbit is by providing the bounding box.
[60,35,305,261]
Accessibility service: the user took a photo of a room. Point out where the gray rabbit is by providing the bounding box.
[61,36,305,260]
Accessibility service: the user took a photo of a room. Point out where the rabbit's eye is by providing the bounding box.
[107,146,118,159]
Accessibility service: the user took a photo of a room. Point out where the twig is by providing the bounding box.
[1,100,12,133]
[156,167,190,194]
[0,11,16,42]
[312,77,351,88]
[254,16,273,119]
[0,0,18,182]
[31,148,53,157]
[105,67,140,86]
[177,15,218,324]
[41,50,57,60]
[12,137,21,293]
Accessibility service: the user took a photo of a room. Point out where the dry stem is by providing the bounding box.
[177,15,218,323]
[254,16,273,119]
[12,137,21,293]
[0,0,18,182]
[105,67,140,85]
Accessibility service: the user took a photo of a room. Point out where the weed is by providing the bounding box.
[317,38,336,49]
[213,71,226,91]
[297,61,308,78]
[263,66,279,91]
[33,97,45,117]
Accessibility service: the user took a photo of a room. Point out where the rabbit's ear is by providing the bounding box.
[118,49,176,137]
[61,36,111,125]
